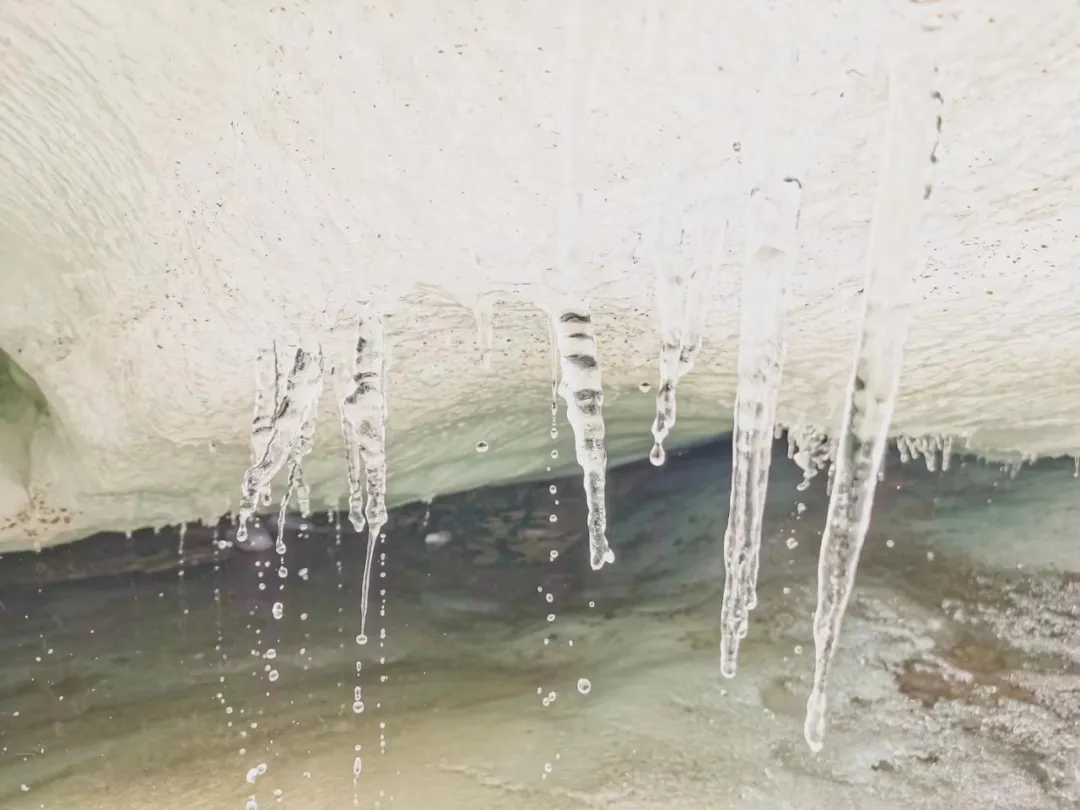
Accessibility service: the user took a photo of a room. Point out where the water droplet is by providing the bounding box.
[577,678,592,694]
[638,381,652,392]
[545,593,554,603]
[475,441,489,453]
[550,449,559,459]
[548,514,558,523]
[549,485,557,494]
[356,634,368,645]
[353,701,365,713]
[271,602,284,620]
[268,670,279,682]
[785,536,798,549]
[549,550,559,561]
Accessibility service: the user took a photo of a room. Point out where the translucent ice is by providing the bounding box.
[338,311,389,641]
[649,217,723,466]
[237,343,324,545]
[805,53,947,752]
[720,177,802,678]
[552,308,614,570]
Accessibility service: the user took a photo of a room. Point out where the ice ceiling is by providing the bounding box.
[1,0,1079,554]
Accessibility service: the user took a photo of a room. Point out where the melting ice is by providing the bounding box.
[237,343,325,546]
[804,55,947,752]
[552,308,615,570]
[648,216,722,466]
[720,177,802,678]
[338,311,389,642]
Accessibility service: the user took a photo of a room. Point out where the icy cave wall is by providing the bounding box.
[1,0,1080,552]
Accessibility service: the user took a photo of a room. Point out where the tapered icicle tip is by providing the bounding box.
[804,690,827,753]
[590,544,615,571]
[649,443,666,466]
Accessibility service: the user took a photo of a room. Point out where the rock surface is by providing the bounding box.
[1,0,1079,551]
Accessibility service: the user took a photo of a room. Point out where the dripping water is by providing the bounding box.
[338,311,389,644]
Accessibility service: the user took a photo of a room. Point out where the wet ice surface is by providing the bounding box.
[1,444,1079,809]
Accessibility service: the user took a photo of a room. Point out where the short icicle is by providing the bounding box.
[804,47,948,753]
[237,342,325,544]
[552,307,615,571]
[719,176,802,679]
[338,310,389,642]
[649,220,723,466]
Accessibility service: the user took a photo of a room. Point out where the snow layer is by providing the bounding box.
[1,0,1079,551]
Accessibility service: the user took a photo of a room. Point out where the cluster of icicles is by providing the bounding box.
[234,24,951,759]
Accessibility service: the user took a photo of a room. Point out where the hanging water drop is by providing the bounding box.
[720,176,802,679]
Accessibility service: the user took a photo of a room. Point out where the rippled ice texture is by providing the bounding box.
[1,442,1078,809]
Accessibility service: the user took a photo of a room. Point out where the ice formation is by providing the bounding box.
[338,311,390,642]
[804,47,948,751]
[552,309,615,570]
[787,427,836,492]
[720,177,802,678]
[648,217,722,466]
[250,345,281,507]
[237,344,325,546]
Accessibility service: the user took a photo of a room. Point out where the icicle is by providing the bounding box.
[552,307,614,570]
[338,311,389,642]
[237,343,324,544]
[719,176,802,679]
[804,42,947,753]
[942,436,954,471]
[648,219,722,465]
[251,344,281,507]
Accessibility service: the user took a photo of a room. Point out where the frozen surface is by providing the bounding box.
[2,0,1080,549]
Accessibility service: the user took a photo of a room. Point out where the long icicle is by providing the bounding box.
[339,311,389,643]
[238,343,324,544]
[552,308,615,570]
[804,53,946,752]
[720,177,802,678]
